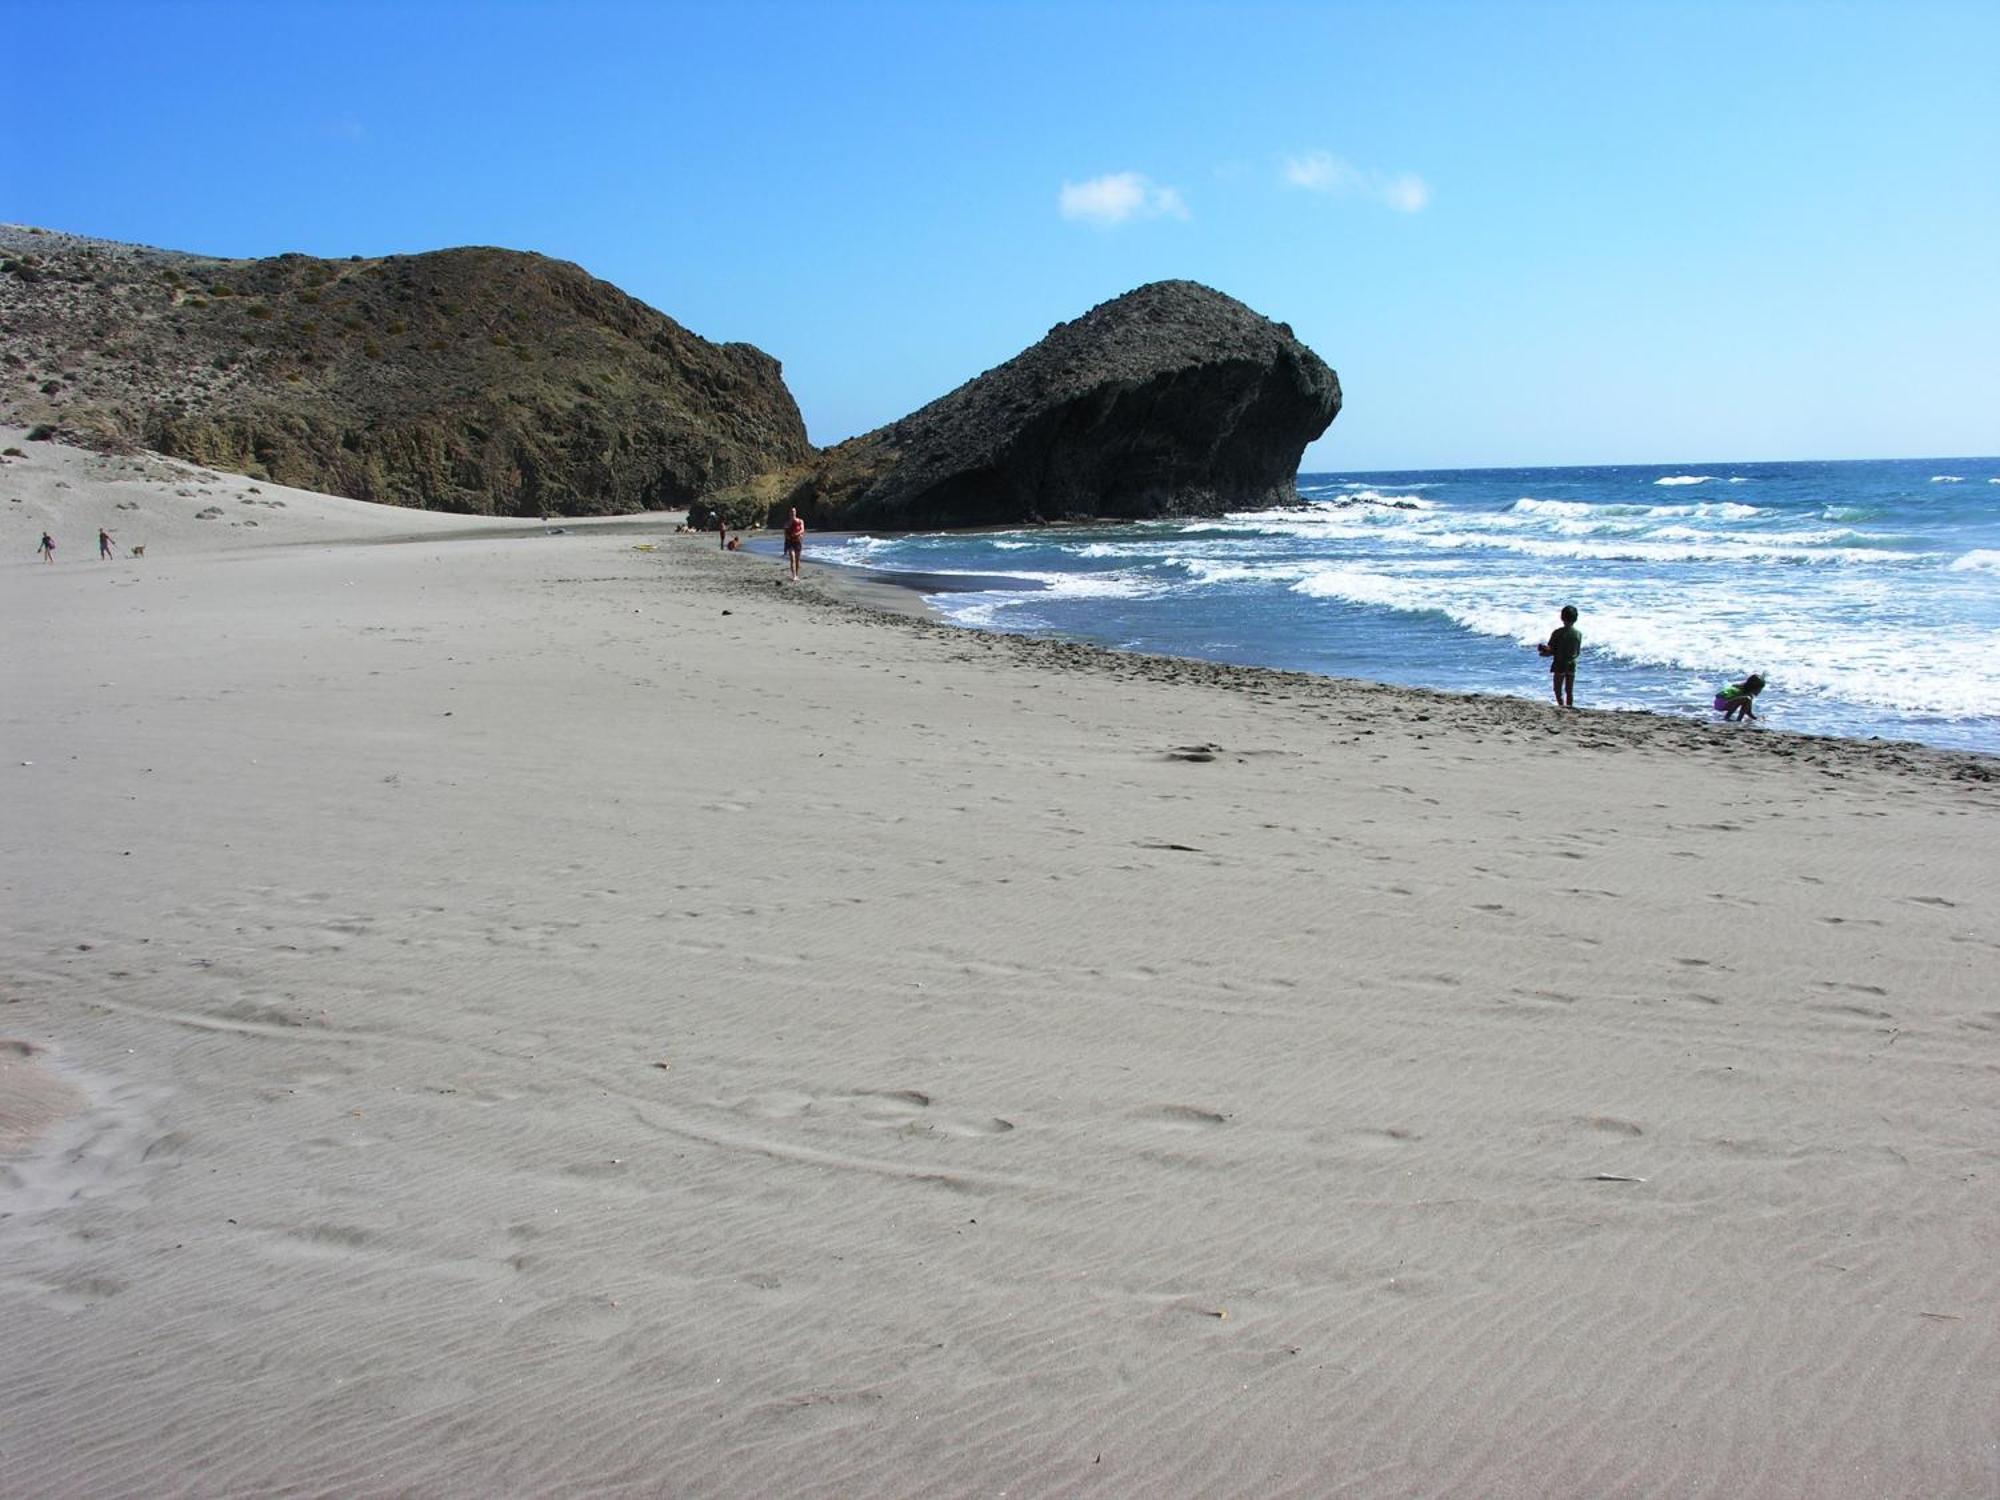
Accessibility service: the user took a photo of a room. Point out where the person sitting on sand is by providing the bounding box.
[725,534,741,551]
[37,531,55,564]
[1536,604,1582,708]
[99,527,115,560]
[783,506,805,581]
[1714,673,1766,721]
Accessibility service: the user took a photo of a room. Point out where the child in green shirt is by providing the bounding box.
[1713,674,1766,721]
[1537,604,1582,708]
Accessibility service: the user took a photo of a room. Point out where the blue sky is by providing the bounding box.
[7,0,1997,469]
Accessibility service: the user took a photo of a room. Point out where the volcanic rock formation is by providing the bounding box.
[749,280,1340,530]
[0,226,811,515]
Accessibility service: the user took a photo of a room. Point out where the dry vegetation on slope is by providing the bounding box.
[0,226,810,516]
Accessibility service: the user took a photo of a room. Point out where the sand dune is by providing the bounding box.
[2,436,1995,1496]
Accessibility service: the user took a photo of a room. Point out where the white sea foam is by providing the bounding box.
[1180,513,1385,542]
[1401,529,1910,566]
[812,535,901,567]
[1948,550,2000,573]
[928,595,1027,630]
[1288,566,1557,644]
[1340,490,1439,509]
[1654,475,1715,486]
[1510,497,1759,521]
[1178,560,1285,587]
[1511,497,1600,518]
[1015,570,1164,600]
[1285,566,2000,718]
[1931,475,1964,483]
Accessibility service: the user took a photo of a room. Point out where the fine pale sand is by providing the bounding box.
[3,432,1996,1497]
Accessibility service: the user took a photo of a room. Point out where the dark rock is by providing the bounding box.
[767,280,1338,530]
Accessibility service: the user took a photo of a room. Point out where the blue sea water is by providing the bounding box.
[814,458,2000,754]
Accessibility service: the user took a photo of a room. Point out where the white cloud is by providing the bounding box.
[1283,151,1361,194]
[1380,173,1432,213]
[1282,151,1431,213]
[1058,172,1190,227]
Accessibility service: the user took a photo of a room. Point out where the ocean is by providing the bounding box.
[810,457,2000,754]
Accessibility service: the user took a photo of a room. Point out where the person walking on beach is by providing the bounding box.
[782,506,805,581]
[1714,673,1765,721]
[717,512,729,551]
[1537,604,1582,708]
[37,531,55,564]
[99,527,115,560]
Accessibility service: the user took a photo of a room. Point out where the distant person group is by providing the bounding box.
[703,506,805,578]
[1536,604,1766,724]
[36,528,126,562]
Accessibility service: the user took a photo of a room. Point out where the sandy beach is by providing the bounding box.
[3,432,1996,1497]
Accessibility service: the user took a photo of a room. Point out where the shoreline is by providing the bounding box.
[734,540,1999,786]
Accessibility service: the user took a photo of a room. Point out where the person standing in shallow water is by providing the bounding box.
[1538,604,1582,708]
[783,506,805,581]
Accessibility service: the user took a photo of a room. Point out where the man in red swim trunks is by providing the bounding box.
[783,506,805,581]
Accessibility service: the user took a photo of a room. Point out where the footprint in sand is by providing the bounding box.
[505,1293,628,1345]
[1506,988,1581,1007]
[1133,1104,1229,1128]
[865,1089,1015,1137]
[1351,1126,1420,1148]
[37,1273,128,1312]
[1808,1002,1895,1022]
[269,1223,379,1261]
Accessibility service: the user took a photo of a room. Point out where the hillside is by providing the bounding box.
[0,226,811,515]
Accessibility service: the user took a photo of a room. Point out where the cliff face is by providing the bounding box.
[760,280,1340,530]
[0,226,811,515]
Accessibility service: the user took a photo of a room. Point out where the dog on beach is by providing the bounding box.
[130,544,145,558]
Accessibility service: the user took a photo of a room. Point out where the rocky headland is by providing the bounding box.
[722,280,1340,531]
